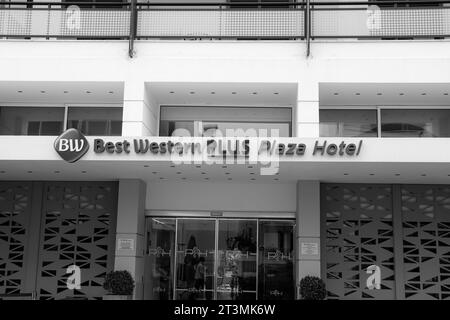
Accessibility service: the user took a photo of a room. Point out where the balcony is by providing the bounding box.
[1,1,450,56]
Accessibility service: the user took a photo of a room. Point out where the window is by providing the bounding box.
[319,109,378,137]
[160,106,292,137]
[320,108,450,138]
[0,107,64,136]
[0,106,123,136]
[67,107,123,136]
[380,109,450,137]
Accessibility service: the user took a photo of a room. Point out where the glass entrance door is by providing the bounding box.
[144,217,294,300]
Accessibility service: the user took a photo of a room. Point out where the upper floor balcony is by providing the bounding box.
[1,0,450,48]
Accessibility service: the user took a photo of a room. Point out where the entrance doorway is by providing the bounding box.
[143,217,295,300]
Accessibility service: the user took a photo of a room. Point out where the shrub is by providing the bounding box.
[103,270,135,295]
[299,276,326,300]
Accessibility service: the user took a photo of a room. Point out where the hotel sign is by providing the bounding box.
[54,129,363,163]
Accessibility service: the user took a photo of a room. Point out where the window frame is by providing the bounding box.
[320,105,450,138]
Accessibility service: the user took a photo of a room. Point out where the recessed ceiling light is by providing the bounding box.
[252,92,258,95]
[399,93,405,96]
[250,172,255,175]
[169,91,175,94]
[64,91,69,94]
[40,91,46,94]
[108,91,114,94]
[189,92,195,94]
[421,174,427,177]
[273,92,279,95]
[86,91,92,94]
[152,171,158,174]
[17,90,23,93]
[201,172,206,175]
[144,165,149,168]
[232,92,237,95]
[81,171,87,174]
[369,173,375,176]
[344,173,349,176]
[355,93,360,95]
[376,93,382,96]
[333,93,339,95]
[225,172,230,175]
[250,178,256,181]
[421,93,427,96]
[211,92,216,95]
[444,93,449,96]
[159,177,166,180]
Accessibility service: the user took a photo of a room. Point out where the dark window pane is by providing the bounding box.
[381,109,450,137]
[0,107,64,136]
[67,107,123,136]
[320,109,378,137]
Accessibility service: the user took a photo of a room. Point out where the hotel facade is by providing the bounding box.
[1,0,450,300]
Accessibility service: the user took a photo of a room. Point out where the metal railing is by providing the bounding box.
[1,0,450,57]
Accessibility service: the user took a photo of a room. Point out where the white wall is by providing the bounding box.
[145,180,297,212]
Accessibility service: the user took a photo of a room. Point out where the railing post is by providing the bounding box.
[128,0,137,58]
[305,0,311,57]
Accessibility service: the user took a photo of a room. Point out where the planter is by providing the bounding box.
[103,295,132,300]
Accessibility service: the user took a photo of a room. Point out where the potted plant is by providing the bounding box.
[299,276,326,300]
[103,270,135,300]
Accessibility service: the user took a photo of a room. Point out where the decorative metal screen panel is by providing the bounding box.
[137,9,304,38]
[0,9,130,38]
[0,182,32,295]
[401,185,450,300]
[321,184,396,299]
[312,7,450,38]
[36,182,117,300]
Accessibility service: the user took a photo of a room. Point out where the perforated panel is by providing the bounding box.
[321,184,396,299]
[36,182,118,300]
[137,9,304,38]
[0,182,32,295]
[0,9,130,37]
[401,185,450,300]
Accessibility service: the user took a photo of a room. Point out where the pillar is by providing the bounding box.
[296,180,321,298]
[114,179,147,299]
[122,81,159,136]
[296,82,319,137]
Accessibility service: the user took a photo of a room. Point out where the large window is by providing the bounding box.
[0,107,65,136]
[160,106,292,137]
[320,108,450,138]
[67,107,123,136]
[0,106,123,136]
[319,109,378,137]
[380,109,450,137]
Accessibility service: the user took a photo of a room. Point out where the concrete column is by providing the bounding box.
[114,179,147,299]
[296,180,321,297]
[296,82,319,137]
[122,81,159,136]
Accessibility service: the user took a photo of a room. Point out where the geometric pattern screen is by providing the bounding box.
[0,182,33,295]
[322,183,450,300]
[36,182,118,300]
[321,184,396,299]
[401,185,450,300]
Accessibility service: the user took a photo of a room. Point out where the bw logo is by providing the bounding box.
[54,128,89,163]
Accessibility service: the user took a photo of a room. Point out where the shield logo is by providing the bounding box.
[54,128,89,163]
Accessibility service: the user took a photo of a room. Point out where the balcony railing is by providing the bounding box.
[1,1,450,56]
